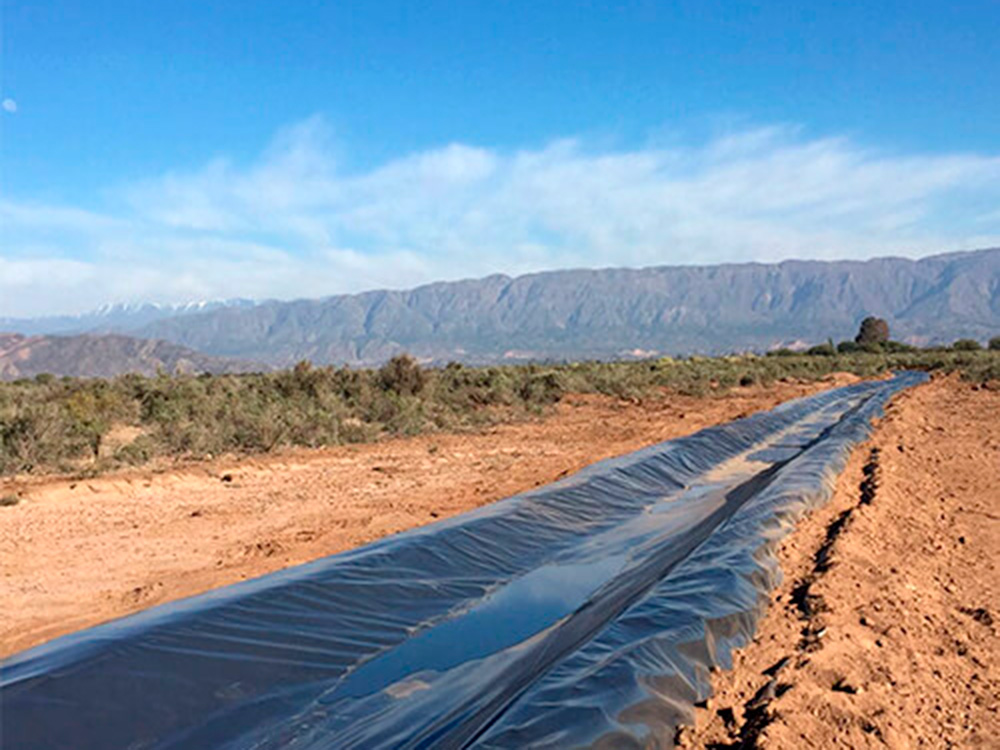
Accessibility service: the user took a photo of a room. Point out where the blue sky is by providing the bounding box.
[2,1,999,316]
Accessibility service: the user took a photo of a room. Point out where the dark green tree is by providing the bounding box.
[855,316,890,345]
[952,338,982,351]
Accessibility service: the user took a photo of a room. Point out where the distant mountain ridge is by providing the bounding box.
[0,299,257,337]
[135,248,1000,366]
[0,333,261,380]
[5,248,999,373]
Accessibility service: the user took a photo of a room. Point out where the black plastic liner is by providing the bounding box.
[0,372,925,749]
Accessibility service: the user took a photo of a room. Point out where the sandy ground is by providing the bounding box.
[680,374,999,749]
[0,377,841,659]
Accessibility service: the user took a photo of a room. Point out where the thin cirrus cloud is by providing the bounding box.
[2,115,1000,317]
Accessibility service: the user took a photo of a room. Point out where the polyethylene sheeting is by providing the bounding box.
[0,372,925,749]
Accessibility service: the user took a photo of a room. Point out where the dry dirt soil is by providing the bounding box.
[680,373,999,749]
[1,374,996,750]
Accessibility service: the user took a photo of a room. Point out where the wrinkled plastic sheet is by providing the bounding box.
[0,372,925,749]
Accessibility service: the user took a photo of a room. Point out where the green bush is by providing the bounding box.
[113,435,157,465]
[989,336,1000,351]
[953,339,982,351]
[836,340,861,354]
[859,340,885,353]
[377,355,427,396]
[806,340,836,356]
[518,370,566,404]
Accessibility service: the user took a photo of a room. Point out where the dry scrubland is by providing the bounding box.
[1,348,998,482]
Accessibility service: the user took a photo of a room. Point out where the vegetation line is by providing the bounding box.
[1,345,997,479]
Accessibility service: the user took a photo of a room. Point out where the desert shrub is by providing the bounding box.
[0,404,77,474]
[858,340,886,353]
[965,357,1000,382]
[953,339,982,351]
[0,494,19,507]
[63,384,127,459]
[517,370,566,404]
[113,435,158,465]
[806,340,836,356]
[433,363,513,409]
[382,395,427,435]
[377,355,427,396]
[836,340,861,353]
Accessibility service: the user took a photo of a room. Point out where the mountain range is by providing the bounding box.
[0,333,259,381]
[1,248,998,378]
[137,248,1000,365]
[0,299,256,337]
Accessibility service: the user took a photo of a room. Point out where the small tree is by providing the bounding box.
[952,338,982,351]
[989,336,1000,351]
[855,316,890,345]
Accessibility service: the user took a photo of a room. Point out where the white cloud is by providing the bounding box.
[2,117,1000,317]
[1,98,16,113]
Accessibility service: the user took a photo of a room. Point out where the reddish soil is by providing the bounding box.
[680,374,999,749]
[0,377,843,658]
